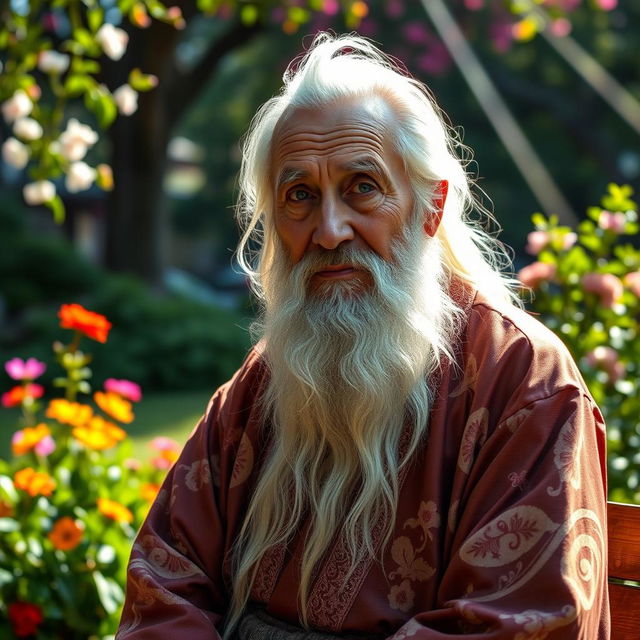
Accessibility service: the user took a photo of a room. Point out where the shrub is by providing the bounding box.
[518,183,640,503]
[0,304,182,638]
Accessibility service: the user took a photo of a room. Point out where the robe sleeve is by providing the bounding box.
[388,386,609,639]
[115,398,227,639]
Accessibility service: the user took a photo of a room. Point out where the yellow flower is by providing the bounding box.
[72,415,126,450]
[12,423,50,456]
[97,497,133,524]
[46,399,93,428]
[94,391,134,424]
[48,516,83,551]
[14,467,56,497]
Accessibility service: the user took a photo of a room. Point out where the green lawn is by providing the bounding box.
[0,389,213,461]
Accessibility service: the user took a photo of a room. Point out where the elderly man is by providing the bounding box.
[117,34,609,639]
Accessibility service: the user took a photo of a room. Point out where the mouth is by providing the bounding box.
[313,264,360,280]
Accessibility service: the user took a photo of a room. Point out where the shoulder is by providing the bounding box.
[459,294,592,418]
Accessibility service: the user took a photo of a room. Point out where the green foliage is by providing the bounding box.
[520,184,640,503]
[0,199,251,393]
[0,310,179,639]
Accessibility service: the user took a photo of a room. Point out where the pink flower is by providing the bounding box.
[596,0,617,10]
[561,232,577,250]
[104,378,142,402]
[149,436,180,452]
[35,435,56,457]
[624,271,640,297]
[525,231,549,255]
[464,0,484,9]
[598,210,626,233]
[582,273,623,308]
[549,18,571,37]
[123,457,142,471]
[322,0,339,15]
[517,262,556,288]
[5,357,46,381]
[585,346,625,383]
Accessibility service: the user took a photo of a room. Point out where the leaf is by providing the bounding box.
[93,570,125,614]
[0,475,18,502]
[407,556,435,581]
[531,212,547,229]
[71,57,101,74]
[240,4,259,25]
[129,67,158,92]
[46,195,66,224]
[65,73,95,96]
[87,7,105,33]
[0,518,19,532]
[73,28,95,50]
[390,536,415,567]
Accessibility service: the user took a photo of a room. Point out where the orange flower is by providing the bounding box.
[46,398,93,427]
[14,467,56,497]
[94,391,134,423]
[12,423,51,456]
[0,500,13,517]
[48,516,83,551]
[140,482,161,503]
[97,497,133,524]
[58,303,112,343]
[2,383,44,408]
[72,415,126,450]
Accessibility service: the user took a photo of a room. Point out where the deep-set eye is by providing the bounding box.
[288,187,312,202]
[354,182,376,194]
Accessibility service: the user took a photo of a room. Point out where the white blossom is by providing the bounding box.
[113,84,138,116]
[38,50,70,74]
[23,180,56,205]
[1,90,33,123]
[2,137,30,169]
[96,23,129,61]
[58,118,98,161]
[13,117,43,141]
[66,161,96,193]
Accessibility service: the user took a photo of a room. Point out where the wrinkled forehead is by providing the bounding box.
[270,96,398,174]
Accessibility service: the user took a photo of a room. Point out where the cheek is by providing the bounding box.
[274,217,311,262]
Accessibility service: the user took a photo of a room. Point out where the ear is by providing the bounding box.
[424,179,448,237]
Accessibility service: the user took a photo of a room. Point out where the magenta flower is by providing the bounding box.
[104,378,142,402]
[5,357,46,381]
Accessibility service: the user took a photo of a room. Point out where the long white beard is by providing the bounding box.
[227,219,463,632]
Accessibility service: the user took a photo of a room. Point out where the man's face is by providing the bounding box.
[270,96,415,291]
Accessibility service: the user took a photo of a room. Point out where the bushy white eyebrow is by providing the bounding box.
[275,168,308,192]
[276,156,389,193]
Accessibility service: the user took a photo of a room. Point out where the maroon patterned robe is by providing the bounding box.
[117,292,609,639]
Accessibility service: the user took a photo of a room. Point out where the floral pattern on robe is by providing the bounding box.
[116,292,609,639]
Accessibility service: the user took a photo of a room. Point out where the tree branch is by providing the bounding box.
[166,19,264,130]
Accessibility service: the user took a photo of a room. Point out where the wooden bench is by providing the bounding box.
[608,501,640,639]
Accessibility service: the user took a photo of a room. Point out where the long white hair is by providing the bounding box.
[227,32,520,634]
[235,31,520,309]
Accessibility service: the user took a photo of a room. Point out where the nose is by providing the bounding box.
[311,195,354,250]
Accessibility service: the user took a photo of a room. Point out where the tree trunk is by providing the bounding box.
[103,15,262,287]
